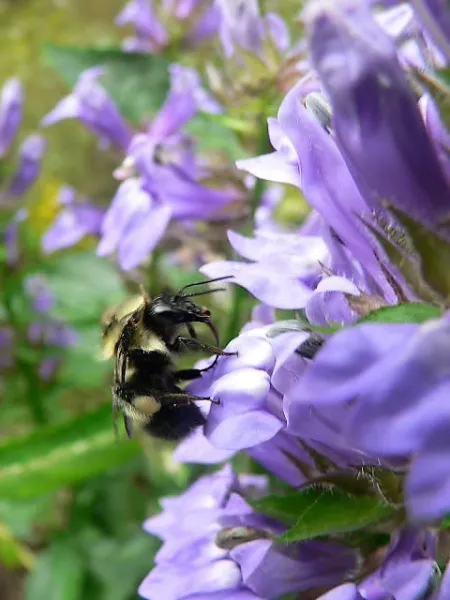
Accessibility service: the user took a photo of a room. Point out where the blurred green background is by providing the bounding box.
[0,1,304,597]
[0,2,188,599]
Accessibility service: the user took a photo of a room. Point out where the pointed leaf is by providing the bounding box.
[388,206,450,303]
[0,405,139,499]
[253,488,393,543]
[358,302,442,324]
[361,216,441,304]
[43,251,127,325]
[25,541,85,600]
[0,521,35,570]
[43,44,171,124]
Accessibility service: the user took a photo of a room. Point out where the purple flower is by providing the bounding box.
[3,208,27,266]
[28,321,77,348]
[139,465,357,600]
[38,357,61,381]
[175,324,323,486]
[410,0,450,62]
[116,0,220,52]
[216,0,289,59]
[319,528,438,600]
[147,64,221,144]
[4,134,46,198]
[0,78,23,158]
[97,178,172,271]
[41,68,132,150]
[0,327,14,369]
[99,63,235,270]
[25,275,55,313]
[202,228,328,309]
[285,314,450,521]
[307,0,450,229]
[235,80,397,307]
[42,186,104,254]
[116,0,168,52]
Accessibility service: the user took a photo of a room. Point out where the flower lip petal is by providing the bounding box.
[206,411,283,450]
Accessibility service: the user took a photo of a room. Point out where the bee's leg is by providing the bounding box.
[174,368,203,382]
[174,336,237,357]
[186,323,197,339]
[160,392,220,406]
[113,394,150,422]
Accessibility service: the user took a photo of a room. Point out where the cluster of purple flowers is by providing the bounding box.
[133,0,450,598]
[24,274,77,381]
[0,77,76,389]
[41,63,242,271]
[0,78,47,264]
[0,78,46,203]
[22,0,450,596]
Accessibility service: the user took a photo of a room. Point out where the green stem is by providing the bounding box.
[223,285,248,345]
[224,115,271,342]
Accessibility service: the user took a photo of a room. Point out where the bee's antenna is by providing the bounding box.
[176,275,233,297]
[182,287,227,299]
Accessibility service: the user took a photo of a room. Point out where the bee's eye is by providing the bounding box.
[201,307,211,317]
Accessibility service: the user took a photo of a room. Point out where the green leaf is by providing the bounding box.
[0,496,55,538]
[186,112,246,161]
[43,251,127,325]
[43,44,171,124]
[388,206,450,303]
[83,532,158,600]
[0,521,35,570]
[358,302,442,325]
[0,405,140,499]
[359,213,442,304]
[440,514,450,529]
[413,68,450,130]
[58,324,110,389]
[25,541,85,600]
[253,488,393,543]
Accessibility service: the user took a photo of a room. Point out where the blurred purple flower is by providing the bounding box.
[28,321,77,348]
[3,208,27,266]
[116,0,220,52]
[99,63,235,270]
[307,0,450,230]
[146,63,221,145]
[0,78,23,159]
[0,327,14,369]
[4,134,46,198]
[216,0,290,59]
[410,0,450,62]
[38,357,61,381]
[97,177,172,271]
[41,68,132,150]
[116,0,167,52]
[25,275,55,313]
[42,186,104,254]
[285,315,450,521]
[139,465,357,600]
[319,528,438,600]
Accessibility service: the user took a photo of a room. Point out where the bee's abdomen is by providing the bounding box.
[144,403,205,441]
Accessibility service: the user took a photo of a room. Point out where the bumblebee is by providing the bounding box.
[101,277,233,441]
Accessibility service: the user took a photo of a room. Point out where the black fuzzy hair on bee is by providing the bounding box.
[101,276,235,441]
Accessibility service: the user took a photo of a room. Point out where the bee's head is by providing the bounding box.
[150,295,211,325]
[147,276,233,344]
